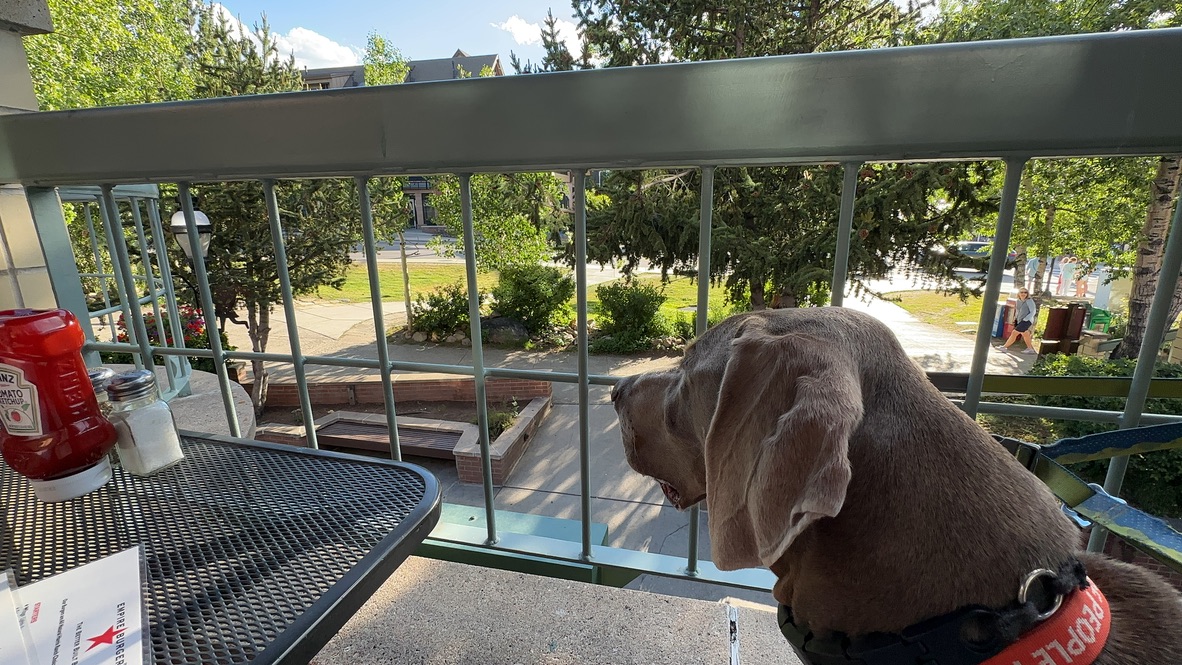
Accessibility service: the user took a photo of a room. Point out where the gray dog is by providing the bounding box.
[612,307,1182,664]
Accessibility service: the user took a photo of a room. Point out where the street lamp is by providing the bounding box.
[169,208,212,260]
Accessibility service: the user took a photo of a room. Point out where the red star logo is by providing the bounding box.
[85,625,125,652]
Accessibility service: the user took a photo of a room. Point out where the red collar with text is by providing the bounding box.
[983,579,1111,665]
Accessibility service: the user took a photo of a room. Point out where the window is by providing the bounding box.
[303,81,330,90]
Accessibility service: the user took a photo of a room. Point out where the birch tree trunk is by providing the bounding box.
[1114,156,1181,360]
[246,300,272,415]
[1038,207,1056,298]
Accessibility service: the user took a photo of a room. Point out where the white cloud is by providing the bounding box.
[495,15,543,46]
[494,14,582,56]
[278,27,361,69]
[208,3,360,70]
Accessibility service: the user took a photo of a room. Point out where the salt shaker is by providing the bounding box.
[105,369,185,476]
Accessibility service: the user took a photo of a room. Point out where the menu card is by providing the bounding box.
[1,572,38,665]
[5,546,147,665]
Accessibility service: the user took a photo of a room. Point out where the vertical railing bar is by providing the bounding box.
[179,183,242,438]
[354,176,402,459]
[830,162,861,308]
[82,203,116,336]
[1087,180,1182,552]
[263,179,321,451]
[129,197,174,392]
[147,197,192,397]
[460,173,498,545]
[99,187,154,370]
[96,194,140,363]
[688,165,716,575]
[573,169,593,561]
[963,158,1026,417]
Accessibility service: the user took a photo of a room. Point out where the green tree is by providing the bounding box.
[363,31,410,85]
[924,0,1181,358]
[575,0,993,308]
[510,9,593,74]
[176,5,370,412]
[1006,158,1153,296]
[429,172,567,273]
[24,0,197,111]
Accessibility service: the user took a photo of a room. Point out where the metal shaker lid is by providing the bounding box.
[105,369,158,402]
[88,367,116,393]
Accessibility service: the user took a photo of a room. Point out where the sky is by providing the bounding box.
[211,0,583,71]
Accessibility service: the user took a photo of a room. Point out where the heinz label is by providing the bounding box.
[0,364,41,437]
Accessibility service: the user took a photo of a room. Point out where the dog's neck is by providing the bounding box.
[766,395,1080,636]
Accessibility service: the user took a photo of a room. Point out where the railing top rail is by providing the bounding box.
[3,29,1182,186]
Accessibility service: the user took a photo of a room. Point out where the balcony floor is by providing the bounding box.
[311,556,799,665]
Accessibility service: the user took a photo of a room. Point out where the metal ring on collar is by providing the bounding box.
[1018,568,1064,621]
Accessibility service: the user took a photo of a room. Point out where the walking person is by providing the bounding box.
[999,288,1038,354]
[1056,256,1075,296]
[1025,255,1041,290]
[1073,261,1090,298]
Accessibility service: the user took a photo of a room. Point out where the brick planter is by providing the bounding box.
[254,378,553,487]
[454,395,552,486]
[247,374,552,407]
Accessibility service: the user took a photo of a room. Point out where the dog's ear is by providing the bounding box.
[705,325,863,570]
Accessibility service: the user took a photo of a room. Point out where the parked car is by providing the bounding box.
[930,240,1017,269]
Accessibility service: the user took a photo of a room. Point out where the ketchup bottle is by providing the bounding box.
[0,308,117,501]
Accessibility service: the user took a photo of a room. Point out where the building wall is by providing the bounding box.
[0,9,56,310]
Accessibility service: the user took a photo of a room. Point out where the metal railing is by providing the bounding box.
[4,29,1182,587]
[56,186,192,399]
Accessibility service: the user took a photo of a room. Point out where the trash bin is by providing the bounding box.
[1044,306,1069,341]
[1089,308,1112,333]
[994,300,1015,338]
[1065,303,1088,342]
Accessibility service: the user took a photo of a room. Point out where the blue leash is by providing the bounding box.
[995,422,1182,572]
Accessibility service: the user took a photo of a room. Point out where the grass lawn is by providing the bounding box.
[315,263,495,302]
[317,263,730,324]
[886,289,1054,337]
[884,290,998,335]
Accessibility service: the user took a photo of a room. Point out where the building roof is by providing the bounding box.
[300,66,365,87]
[405,52,503,82]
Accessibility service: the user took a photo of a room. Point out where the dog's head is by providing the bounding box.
[612,308,876,571]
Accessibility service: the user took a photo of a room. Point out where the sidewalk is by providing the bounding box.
[226,284,1033,608]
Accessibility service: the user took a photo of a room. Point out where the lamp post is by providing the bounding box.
[168,205,213,355]
[169,208,212,261]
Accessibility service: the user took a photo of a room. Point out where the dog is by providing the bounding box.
[611,307,1182,664]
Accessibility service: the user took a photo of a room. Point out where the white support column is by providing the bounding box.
[0,1,53,310]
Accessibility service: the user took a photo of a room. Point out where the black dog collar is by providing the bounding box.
[777,558,1088,665]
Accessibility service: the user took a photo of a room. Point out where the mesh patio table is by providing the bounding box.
[0,432,441,664]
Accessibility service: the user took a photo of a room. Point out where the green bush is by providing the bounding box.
[590,281,668,354]
[596,281,667,336]
[491,265,575,335]
[669,301,748,343]
[1029,354,1182,517]
[412,282,482,337]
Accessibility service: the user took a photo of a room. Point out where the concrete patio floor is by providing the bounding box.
[311,556,800,665]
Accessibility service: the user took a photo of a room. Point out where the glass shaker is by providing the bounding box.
[106,369,185,476]
[88,366,118,467]
[88,367,115,414]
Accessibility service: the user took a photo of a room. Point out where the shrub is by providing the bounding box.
[590,281,668,353]
[596,281,667,336]
[412,282,482,337]
[669,301,748,343]
[101,305,233,374]
[1029,354,1182,517]
[491,265,575,335]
